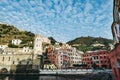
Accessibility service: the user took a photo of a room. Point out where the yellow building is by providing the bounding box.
[44,64,57,69]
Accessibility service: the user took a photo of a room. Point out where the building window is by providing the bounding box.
[97,61,99,63]
[91,58,92,60]
[105,60,106,63]
[117,59,120,67]
[104,56,106,58]
[114,68,118,78]
[13,61,15,64]
[19,62,21,64]
[8,57,10,61]
[97,56,98,59]
[2,57,4,61]
[17,58,19,61]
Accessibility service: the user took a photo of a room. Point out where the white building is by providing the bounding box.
[12,39,22,45]
[55,44,83,68]
[34,34,43,55]
[34,34,50,55]
[0,45,8,50]
[56,50,70,68]
[72,50,83,65]
[58,50,63,67]
[65,46,83,66]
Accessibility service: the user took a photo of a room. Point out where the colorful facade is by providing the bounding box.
[82,50,111,69]
[109,45,120,80]
[47,44,83,69]
[47,48,70,69]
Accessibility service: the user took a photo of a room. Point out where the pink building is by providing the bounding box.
[47,44,83,69]
[47,46,70,68]
[109,45,120,80]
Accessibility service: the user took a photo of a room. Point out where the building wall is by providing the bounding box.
[47,45,83,69]
[109,45,120,80]
[66,48,83,67]
[0,47,34,71]
[34,34,42,55]
[34,34,50,55]
[0,45,8,50]
[0,34,50,71]
[12,39,22,45]
[82,50,111,69]
[42,37,50,44]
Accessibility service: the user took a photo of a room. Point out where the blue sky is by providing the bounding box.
[0,0,113,42]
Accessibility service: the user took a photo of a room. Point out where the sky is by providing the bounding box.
[0,0,113,42]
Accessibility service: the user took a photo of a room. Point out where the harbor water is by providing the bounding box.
[0,75,84,80]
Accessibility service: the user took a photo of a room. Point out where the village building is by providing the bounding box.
[82,50,111,69]
[0,44,8,50]
[11,39,22,45]
[0,34,51,71]
[0,47,33,71]
[47,44,83,69]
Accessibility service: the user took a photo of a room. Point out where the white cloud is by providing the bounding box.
[0,0,113,42]
[84,2,93,14]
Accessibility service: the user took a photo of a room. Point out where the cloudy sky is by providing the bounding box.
[0,0,113,42]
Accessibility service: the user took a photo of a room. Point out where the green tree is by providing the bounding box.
[92,63,98,69]
[8,43,18,48]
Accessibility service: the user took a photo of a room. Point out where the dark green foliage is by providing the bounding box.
[0,24,19,34]
[24,31,35,37]
[59,42,63,46]
[73,64,87,67]
[0,23,35,48]
[92,63,98,69]
[8,43,18,48]
[21,39,28,44]
[67,36,113,51]
[48,37,56,45]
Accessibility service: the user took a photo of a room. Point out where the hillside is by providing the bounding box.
[0,23,114,51]
[0,23,35,48]
[67,36,113,52]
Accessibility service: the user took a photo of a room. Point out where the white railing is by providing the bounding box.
[39,69,112,75]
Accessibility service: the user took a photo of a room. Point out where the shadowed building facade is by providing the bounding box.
[0,34,50,72]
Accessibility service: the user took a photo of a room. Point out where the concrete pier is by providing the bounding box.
[39,69,112,75]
